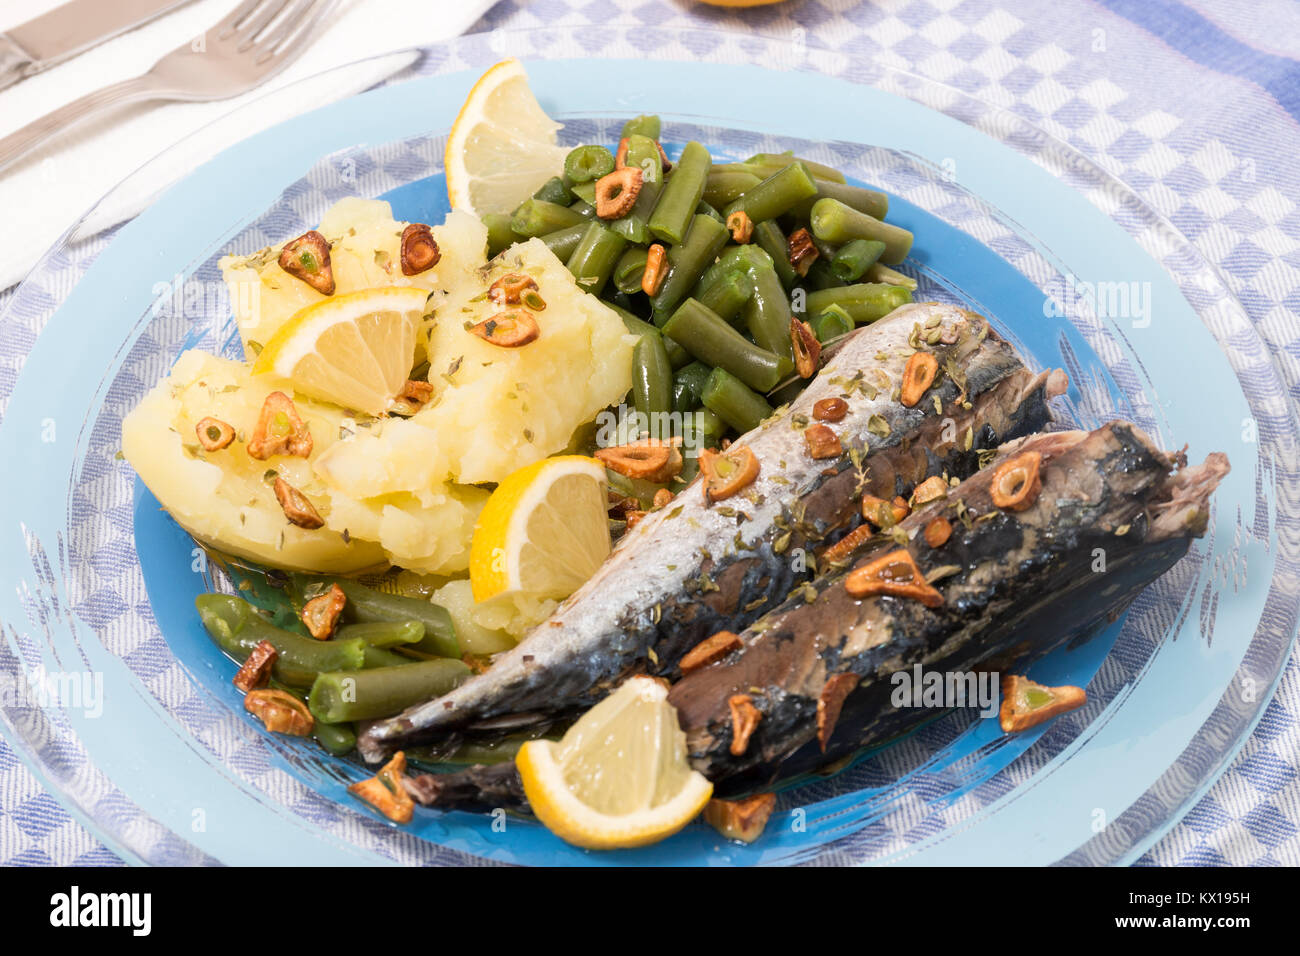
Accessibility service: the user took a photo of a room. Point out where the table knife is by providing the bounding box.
[0,0,193,91]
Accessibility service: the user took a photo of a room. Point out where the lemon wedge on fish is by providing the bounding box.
[443,58,569,217]
[517,676,714,849]
[469,455,610,603]
[252,286,428,416]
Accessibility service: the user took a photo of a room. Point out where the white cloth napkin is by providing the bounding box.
[0,0,497,291]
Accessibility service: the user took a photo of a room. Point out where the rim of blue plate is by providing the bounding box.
[0,25,1295,866]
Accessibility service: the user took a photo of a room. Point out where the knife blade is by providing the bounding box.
[0,0,193,91]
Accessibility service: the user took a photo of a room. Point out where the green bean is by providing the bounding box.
[744,151,847,183]
[483,213,517,258]
[649,213,729,323]
[672,361,713,414]
[632,330,674,427]
[569,180,596,205]
[624,134,664,181]
[810,233,839,262]
[694,270,752,326]
[694,246,776,334]
[566,221,628,295]
[791,179,889,221]
[663,298,792,392]
[195,594,365,688]
[753,220,798,289]
[723,162,819,225]
[538,222,589,261]
[703,170,761,209]
[812,304,855,343]
[809,198,912,263]
[362,645,414,669]
[614,247,649,295]
[805,282,914,324]
[682,407,728,448]
[308,659,472,723]
[617,307,691,370]
[679,407,729,483]
[615,307,659,339]
[610,134,665,245]
[648,141,711,245]
[666,338,693,371]
[313,720,356,756]
[696,200,726,224]
[804,258,845,292]
[510,198,587,237]
[865,261,919,290]
[533,176,572,206]
[335,620,424,648]
[706,242,773,280]
[831,238,887,282]
[610,215,652,245]
[708,162,765,178]
[745,261,795,360]
[266,681,356,755]
[621,114,661,141]
[326,578,459,659]
[702,368,774,434]
[564,144,616,183]
[569,199,597,220]
[606,470,671,507]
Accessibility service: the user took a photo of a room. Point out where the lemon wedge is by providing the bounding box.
[469,455,610,603]
[517,676,714,849]
[252,286,428,416]
[444,58,570,217]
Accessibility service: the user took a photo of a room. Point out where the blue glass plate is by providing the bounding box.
[0,27,1294,866]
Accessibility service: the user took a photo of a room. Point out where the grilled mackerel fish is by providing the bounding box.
[402,421,1227,810]
[668,421,1229,794]
[359,302,1065,762]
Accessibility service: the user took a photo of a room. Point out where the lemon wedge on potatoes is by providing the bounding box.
[252,286,428,416]
[517,676,714,850]
[444,58,570,217]
[469,455,611,603]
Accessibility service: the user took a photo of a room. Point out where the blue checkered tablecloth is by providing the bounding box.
[1,0,1296,866]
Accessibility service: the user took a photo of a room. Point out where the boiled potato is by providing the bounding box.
[122,349,385,573]
[122,350,487,575]
[429,579,517,655]
[135,204,629,581]
[219,199,488,351]
[325,483,488,576]
[314,238,636,496]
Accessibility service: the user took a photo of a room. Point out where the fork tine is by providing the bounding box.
[215,0,268,40]
[232,0,294,47]
[254,0,324,53]
[255,0,336,67]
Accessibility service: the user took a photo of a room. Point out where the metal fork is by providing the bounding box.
[0,0,335,174]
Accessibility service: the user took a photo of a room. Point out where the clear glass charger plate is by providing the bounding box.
[0,25,1294,866]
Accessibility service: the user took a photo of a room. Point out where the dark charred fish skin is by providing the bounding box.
[666,422,1230,794]
[404,762,528,812]
[399,422,1228,813]
[358,303,1064,763]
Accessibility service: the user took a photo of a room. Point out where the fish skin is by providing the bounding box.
[358,303,1063,762]
[666,422,1229,794]
[401,422,1229,813]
